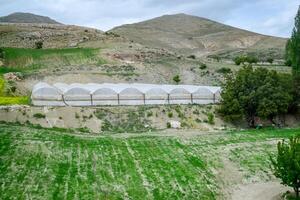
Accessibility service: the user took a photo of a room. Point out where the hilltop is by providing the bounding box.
[111,13,287,58]
[0,12,61,24]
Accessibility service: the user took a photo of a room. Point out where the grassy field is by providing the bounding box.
[0,123,299,199]
[1,47,106,70]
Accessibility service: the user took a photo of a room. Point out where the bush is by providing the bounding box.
[199,63,207,70]
[33,113,46,119]
[207,113,215,125]
[166,122,171,128]
[168,112,173,118]
[187,55,196,59]
[147,111,153,117]
[271,135,300,198]
[35,41,43,49]
[267,57,274,64]
[173,75,181,84]
[216,67,232,74]
[234,55,258,65]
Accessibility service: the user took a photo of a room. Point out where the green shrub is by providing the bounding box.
[173,75,181,84]
[270,135,300,198]
[187,55,196,59]
[75,113,80,119]
[166,122,171,128]
[168,112,173,118]
[199,63,207,70]
[207,113,215,125]
[35,41,43,49]
[267,58,274,64]
[234,55,258,65]
[147,111,153,117]
[33,113,46,119]
[216,67,232,74]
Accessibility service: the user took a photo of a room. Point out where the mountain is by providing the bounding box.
[0,12,61,24]
[111,13,287,57]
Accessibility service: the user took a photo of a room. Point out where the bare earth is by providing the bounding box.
[231,182,290,200]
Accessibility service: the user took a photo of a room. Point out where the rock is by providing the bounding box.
[69,42,78,47]
[169,121,181,129]
[0,60,3,66]
[3,72,21,81]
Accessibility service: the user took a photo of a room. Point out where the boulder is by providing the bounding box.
[169,121,181,129]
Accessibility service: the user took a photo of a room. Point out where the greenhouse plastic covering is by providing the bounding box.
[31,82,221,106]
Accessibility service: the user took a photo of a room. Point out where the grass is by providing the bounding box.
[1,47,106,70]
[0,96,30,105]
[0,123,299,199]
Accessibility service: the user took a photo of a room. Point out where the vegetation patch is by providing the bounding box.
[0,96,29,105]
[0,123,299,199]
[1,47,106,70]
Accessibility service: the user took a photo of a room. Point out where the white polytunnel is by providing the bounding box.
[92,87,118,105]
[145,88,168,105]
[192,87,214,104]
[119,87,144,105]
[31,82,222,106]
[31,82,65,106]
[61,84,92,106]
[169,88,192,104]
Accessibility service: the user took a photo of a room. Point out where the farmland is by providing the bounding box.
[0,122,299,199]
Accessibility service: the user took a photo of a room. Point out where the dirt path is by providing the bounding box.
[230,182,290,200]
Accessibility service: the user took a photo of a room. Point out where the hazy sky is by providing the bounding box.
[0,0,299,37]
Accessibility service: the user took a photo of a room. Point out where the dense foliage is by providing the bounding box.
[286,6,300,104]
[271,135,300,197]
[233,55,258,65]
[219,65,293,127]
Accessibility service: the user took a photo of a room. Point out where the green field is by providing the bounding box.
[1,47,106,70]
[0,123,299,199]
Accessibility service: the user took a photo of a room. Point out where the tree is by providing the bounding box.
[219,65,293,127]
[285,39,292,66]
[173,75,181,84]
[287,6,300,104]
[270,135,300,198]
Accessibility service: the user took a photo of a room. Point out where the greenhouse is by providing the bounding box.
[56,83,92,106]
[31,82,222,106]
[31,82,65,106]
[169,88,192,104]
[92,87,118,105]
[144,88,169,105]
[192,87,215,104]
[119,87,145,105]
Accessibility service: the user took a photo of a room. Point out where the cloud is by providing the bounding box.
[0,0,298,37]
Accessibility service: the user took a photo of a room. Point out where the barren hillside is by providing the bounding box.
[112,14,287,57]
